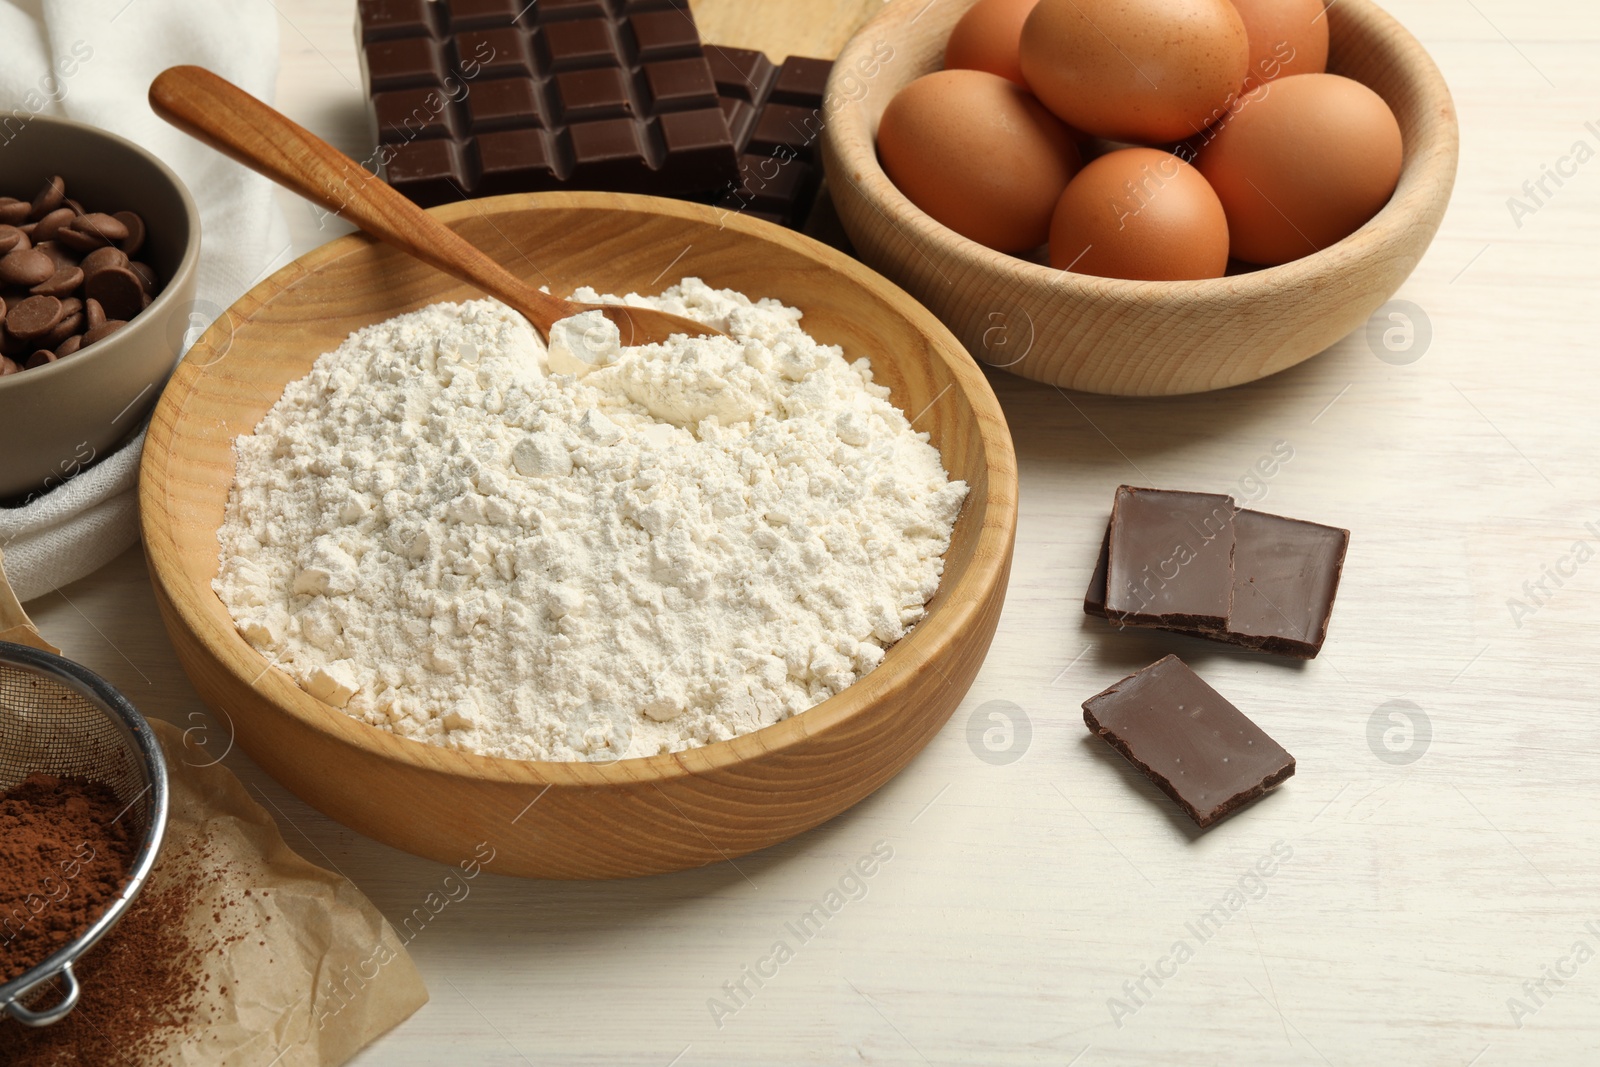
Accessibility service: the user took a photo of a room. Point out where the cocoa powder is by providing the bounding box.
[0,773,134,984]
[0,835,252,1066]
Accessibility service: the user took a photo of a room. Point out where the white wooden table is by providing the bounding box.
[26,1,1600,1062]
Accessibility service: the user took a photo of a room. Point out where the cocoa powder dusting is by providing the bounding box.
[0,773,135,984]
[0,836,248,1066]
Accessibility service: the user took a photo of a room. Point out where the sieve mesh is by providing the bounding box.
[0,663,154,841]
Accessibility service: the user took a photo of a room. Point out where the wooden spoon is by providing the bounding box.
[148,65,719,346]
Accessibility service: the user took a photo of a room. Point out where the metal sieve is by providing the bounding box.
[0,640,170,1027]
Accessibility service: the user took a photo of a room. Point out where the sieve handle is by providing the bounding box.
[4,962,81,1027]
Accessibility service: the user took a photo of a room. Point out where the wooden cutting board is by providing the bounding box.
[689,0,882,60]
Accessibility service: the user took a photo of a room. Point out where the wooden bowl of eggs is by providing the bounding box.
[140,191,1018,879]
[822,0,1459,396]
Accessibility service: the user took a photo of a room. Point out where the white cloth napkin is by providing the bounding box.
[0,0,289,603]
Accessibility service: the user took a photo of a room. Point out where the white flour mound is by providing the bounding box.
[214,279,967,761]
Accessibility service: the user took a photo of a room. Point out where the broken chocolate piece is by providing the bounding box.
[1104,486,1238,631]
[1083,655,1294,828]
[1084,500,1349,658]
[1228,508,1349,657]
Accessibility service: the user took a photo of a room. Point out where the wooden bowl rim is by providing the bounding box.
[141,190,1018,789]
[823,0,1461,303]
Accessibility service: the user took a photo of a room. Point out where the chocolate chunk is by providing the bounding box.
[1083,655,1294,828]
[770,55,833,105]
[85,297,106,331]
[31,266,83,298]
[709,50,833,228]
[85,267,146,321]
[0,198,29,225]
[0,248,55,287]
[357,0,737,206]
[6,295,63,341]
[1104,486,1238,631]
[54,333,83,358]
[0,225,23,255]
[29,176,65,220]
[1084,499,1349,659]
[24,349,58,369]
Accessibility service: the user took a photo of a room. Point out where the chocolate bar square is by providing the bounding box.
[1104,487,1238,631]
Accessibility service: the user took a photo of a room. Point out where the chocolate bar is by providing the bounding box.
[1083,655,1294,829]
[706,49,833,228]
[1084,490,1349,659]
[356,0,739,205]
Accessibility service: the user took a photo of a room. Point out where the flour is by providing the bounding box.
[213,279,967,761]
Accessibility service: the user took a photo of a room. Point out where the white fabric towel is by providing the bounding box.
[0,0,289,603]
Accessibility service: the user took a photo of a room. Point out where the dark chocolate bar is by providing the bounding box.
[1084,499,1348,659]
[1083,655,1294,828]
[356,0,739,205]
[706,49,833,228]
[1103,486,1238,631]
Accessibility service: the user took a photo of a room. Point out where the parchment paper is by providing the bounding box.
[149,718,429,1065]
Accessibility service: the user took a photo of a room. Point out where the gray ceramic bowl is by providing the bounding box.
[0,115,200,501]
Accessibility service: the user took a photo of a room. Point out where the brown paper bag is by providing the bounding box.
[0,719,428,1065]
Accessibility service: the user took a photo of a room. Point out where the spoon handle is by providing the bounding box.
[148,65,572,333]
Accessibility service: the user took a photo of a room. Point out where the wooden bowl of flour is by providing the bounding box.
[140,192,1017,879]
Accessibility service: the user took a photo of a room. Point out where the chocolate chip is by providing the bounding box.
[0,248,55,287]
[29,176,65,220]
[0,199,28,226]
[0,354,20,374]
[32,206,77,243]
[30,266,83,298]
[0,225,23,255]
[24,349,58,369]
[83,319,126,346]
[81,245,127,278]
[85,267,145,320]
[56,225,109,253]
[42,312,84,348]
[55,333,82,358]
[85,297,105,331]
[73,212,130,243]
[6,295,63,342]
[115,211,146,257]
[34,241,77,271]
[58,296,83,319]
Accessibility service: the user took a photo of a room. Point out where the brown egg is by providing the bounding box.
[1195,73,1402,265]
[1049,148,1229,280]
[1229,0,1329,90]
[878,69,1082,253]
[1019,0,1249,144]
[944,0,1040,86]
